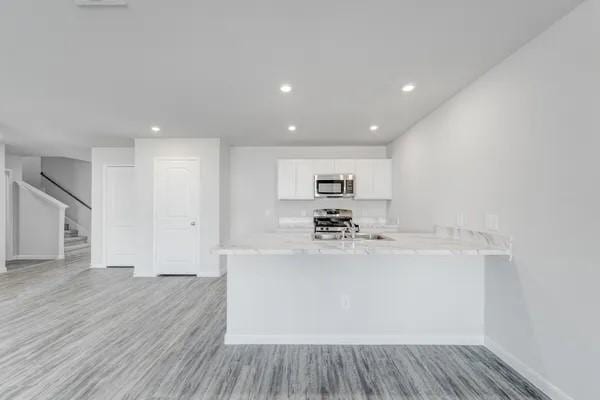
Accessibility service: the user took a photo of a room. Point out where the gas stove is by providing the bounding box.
[313,209,359,233]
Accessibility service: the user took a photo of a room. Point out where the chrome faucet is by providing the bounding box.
[344,220,358,240]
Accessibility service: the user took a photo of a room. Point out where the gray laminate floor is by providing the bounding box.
[0,250,549,400]
[5,258,52,271]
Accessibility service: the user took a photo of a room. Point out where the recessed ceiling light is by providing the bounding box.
[280,83,293,93]
[151,126,161,133]
[369,125,379,132]
[288,125,297,132]
[402,83,416,92]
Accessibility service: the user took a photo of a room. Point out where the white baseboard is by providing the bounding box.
[225,334,484,346]
[197,270,224,278]
[15,254,60,260]
[133,272,157,278]
[90,264,107,269]
[196,264,225,277]
[484,337,573,400]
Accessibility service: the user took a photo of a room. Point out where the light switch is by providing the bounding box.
[456,213,465,227]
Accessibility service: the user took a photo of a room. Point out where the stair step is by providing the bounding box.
[64,229,79,236]
[64,243,90,253]
[65,236,87,245]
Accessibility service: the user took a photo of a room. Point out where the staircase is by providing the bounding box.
[64,223,90,257]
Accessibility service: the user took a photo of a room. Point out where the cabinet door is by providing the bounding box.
[333,159,355,174]
[354,159,374,199]
[277,159,296,199]
[312,159,335,175]
[295,160,315,199]
[372,159,392,199]
[354,159,392,200]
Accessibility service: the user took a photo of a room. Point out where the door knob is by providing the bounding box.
[190,221,196,226]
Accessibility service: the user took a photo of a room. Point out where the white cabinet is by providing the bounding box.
[277,159,314,200]
[277,160,296,199]
[312,159,355,175]
[278,158,391,200]
[354,159,392,200]
[312,159,335,174]
[333,159,355,174]
[295,160,315,199]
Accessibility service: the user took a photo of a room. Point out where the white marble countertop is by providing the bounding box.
[213,227,512,256]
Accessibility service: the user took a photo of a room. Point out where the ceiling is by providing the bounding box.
[0,0,582,160]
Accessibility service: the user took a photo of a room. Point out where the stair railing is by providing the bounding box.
[40,172,91,210]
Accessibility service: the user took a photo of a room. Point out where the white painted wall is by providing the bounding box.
[5,155,23,261]
[387,1,599,399]
[6,155,23,182]
[0,145,6,272]
[134,139,225,277]
[21,156,41,188]
[90,147,135,268]
[15,181,67,259]
[219,142,230,272]
[229,146,388,240]
[41,157,91,235]
[227,255,484,345]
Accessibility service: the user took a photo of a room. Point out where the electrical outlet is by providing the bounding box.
[456,213,465,227]
[485,214,499,231]
[300,210,307,217]
[340,295,351,310]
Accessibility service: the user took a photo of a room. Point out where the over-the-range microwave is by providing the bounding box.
[314,174,355,198]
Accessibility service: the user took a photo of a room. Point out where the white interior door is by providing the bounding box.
[105,165,136,266]
[154,158,200,275]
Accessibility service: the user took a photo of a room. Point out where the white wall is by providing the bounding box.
[227,255,484,345]
[387,1,599,399]
[0,145,5,272]
[219,142,230,270]
[230,146,388,240]
[22,156,41,188]
[5,155,23,261]
[6,155,23,182]
[90,147,135,268]
[134,138,225,277]
[41,157,91,235]
[16,182,66,259]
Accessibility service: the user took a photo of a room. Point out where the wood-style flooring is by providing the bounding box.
[0,250,549,400]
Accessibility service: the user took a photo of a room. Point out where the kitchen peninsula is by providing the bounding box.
[215,226,511,345]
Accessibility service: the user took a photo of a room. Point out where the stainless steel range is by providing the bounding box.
[313,209,359,233]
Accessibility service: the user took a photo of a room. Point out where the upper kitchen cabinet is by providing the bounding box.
[277,159,315,200]
[277,158,391,200]
[312,159,355,174]
[333,159,356,174]
[354,159,392,200]
[312,159,335,174]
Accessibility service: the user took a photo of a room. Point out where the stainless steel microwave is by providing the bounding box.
[314,174,355,198]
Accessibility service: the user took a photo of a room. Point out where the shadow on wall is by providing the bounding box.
[484,256,545,385]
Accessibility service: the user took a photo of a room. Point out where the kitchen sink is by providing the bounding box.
[353,233,393,240]
[312,232,393,241]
